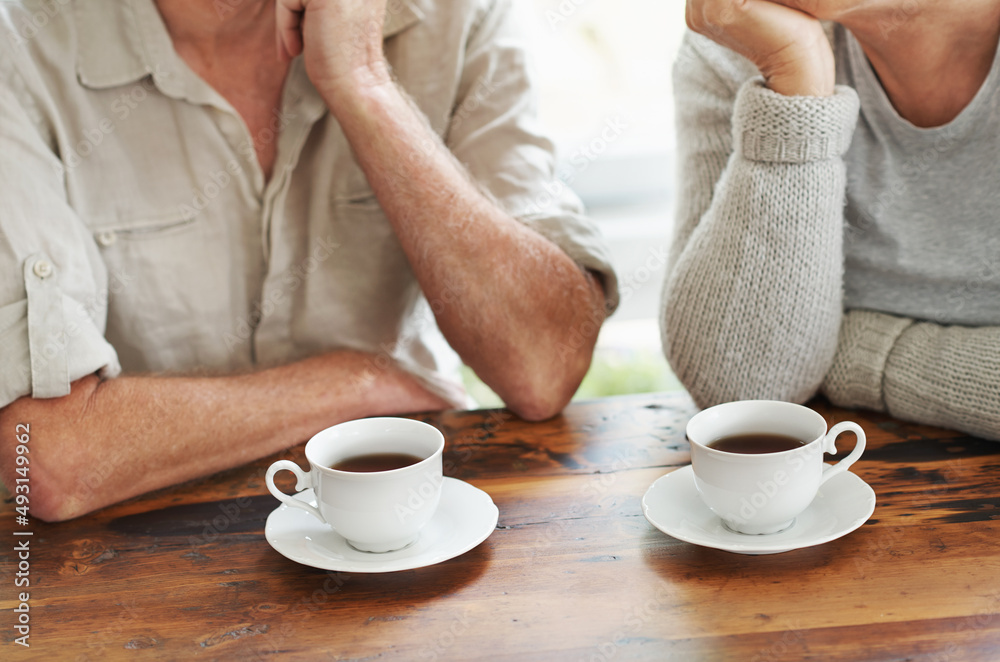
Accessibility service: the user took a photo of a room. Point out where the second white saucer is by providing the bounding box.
[266,477,498,572]
[642,465,876,555]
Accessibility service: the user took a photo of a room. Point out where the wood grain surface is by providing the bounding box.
[2,392,1000,661]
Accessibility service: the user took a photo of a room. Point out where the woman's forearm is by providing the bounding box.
[662,41,860,407]
[824,310,1000,440]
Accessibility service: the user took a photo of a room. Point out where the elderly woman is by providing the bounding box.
[662,0,1000,439]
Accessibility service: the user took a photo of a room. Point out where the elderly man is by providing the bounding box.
[0,0,618,520]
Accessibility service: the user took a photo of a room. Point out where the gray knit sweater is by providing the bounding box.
[662,25,1000,440]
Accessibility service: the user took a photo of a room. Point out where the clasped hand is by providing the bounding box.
[685,0,836,96]
[276,0,391,97]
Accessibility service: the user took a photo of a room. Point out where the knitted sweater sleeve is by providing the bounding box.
[823,310,1000,440]
[661,33,860,408]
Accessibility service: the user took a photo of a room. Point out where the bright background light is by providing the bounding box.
[464,1,690,405]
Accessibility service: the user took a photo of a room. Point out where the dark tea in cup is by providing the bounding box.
[329,452,423,473]
[707,433,807,455]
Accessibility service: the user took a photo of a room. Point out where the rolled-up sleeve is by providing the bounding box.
[0,57,121,410]
[444,0,620,312]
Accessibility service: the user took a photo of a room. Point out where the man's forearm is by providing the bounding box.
[0,350,448,521]
[322,79,606,420]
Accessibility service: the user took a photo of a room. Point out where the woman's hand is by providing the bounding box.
[275,0,391,98]
[685,0,835,96]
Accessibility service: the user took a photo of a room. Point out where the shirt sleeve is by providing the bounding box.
[0,53,121,410]
[442,0,619,312]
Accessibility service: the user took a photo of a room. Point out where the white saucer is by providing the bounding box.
[265,477,499,572]
[642,465,876,555]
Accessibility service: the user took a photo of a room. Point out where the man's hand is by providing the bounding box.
[685,0,835,96]
[276,0,390,95]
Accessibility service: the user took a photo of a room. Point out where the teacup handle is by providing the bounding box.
[819,421,866,485]
[265,460,325,523]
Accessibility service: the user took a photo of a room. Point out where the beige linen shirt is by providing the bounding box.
[0,0,618,409]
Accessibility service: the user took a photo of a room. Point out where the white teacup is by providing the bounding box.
[687,400,866,535]
[265,417,444,553]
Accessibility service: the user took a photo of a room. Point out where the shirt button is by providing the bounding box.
[32,260,54,279]
[218,113,241,138]
[96,230,117,247]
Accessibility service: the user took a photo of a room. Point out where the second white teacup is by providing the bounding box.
[687,400,866,535]
[265,417,444,552]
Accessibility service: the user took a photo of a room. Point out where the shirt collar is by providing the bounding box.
[75,0,425,91]
[74,0,157,90]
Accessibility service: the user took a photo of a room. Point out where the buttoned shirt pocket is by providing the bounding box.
[86,210,246,373]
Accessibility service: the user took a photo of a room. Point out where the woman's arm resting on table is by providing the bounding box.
[661,30,859,408]
[0,352,449,522]
[823,310,1000,441]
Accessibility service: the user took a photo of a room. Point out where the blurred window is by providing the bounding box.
[469,1,691,403]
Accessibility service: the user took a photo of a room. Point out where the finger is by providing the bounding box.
[275,0,306,61]
[686,0,758,49]
[765,0,823,18]
[688,0,799,51]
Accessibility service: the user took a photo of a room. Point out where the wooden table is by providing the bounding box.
[3,392,1000,660]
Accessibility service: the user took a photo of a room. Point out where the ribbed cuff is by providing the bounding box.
[734,79,860,163]
[822,310,914,412]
